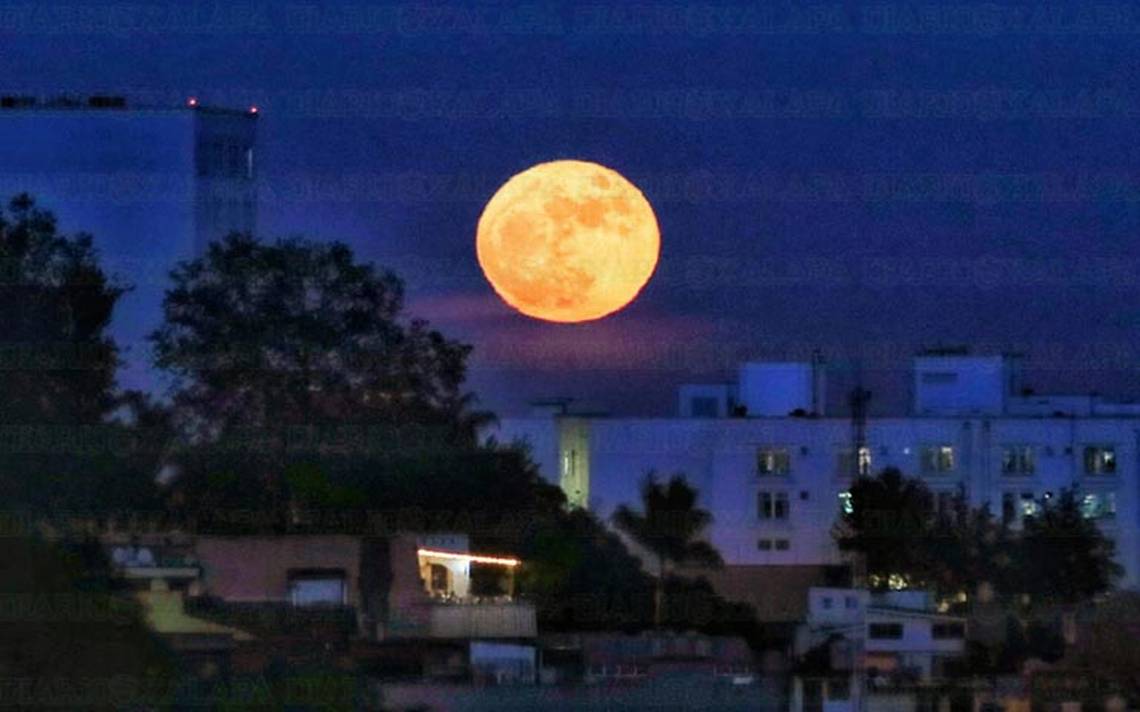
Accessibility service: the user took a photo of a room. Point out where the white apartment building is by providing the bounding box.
[490,353,1140,589]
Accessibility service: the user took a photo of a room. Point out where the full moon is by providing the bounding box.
[476,160,660,323]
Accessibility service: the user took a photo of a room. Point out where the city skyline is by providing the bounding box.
[6,2,1140,416]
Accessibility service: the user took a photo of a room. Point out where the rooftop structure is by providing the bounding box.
[489,352,1140,591]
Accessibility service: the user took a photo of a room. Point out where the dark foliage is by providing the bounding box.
[0,535,172,707]
[835,467,936,590]
[613,474,724,627]
[0,194,122,426]
[1017,489,1121,605]
[151,233,491,443]
[838,470,1119,608]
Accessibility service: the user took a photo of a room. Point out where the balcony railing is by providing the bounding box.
[427,600,537,639]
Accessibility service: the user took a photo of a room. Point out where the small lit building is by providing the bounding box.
[791,587,968,712]
[186,533,536,684]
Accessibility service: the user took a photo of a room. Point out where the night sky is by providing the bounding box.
[7,1,1140,415]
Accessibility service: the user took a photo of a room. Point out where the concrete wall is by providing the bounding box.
[738,362,821,417]
[913,356,1008,415]
[195,535,363,605]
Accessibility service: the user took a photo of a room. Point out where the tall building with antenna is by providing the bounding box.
[0,94,259,388]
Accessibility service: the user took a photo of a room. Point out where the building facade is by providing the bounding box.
[491,353,1140,589]
[792,587,968,711]
[0,94,258,387]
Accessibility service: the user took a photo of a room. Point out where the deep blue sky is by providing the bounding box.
[6,1,1140,415]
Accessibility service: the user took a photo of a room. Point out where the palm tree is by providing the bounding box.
[613,473,723,628]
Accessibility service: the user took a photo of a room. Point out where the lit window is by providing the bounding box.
[838,491,854,515]
[838,446,872,476]
[758,447,791,475]
[1084,446,1117,475]
[1081,492,1117,520]
[920,445,955,474]
[561,450,576,478]
[1019,492,1039,518]
[758,491,789,520]
[1001,445,1035,474]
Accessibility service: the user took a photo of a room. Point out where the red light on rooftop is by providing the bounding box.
[187,97,198,107]
[248,105,259,115]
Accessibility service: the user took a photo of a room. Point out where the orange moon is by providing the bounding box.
[476,160,660,323]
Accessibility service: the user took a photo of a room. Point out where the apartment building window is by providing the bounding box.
[932,622,966,639]
[288,570,346,607]
[845,596,859,610]
[838,491,854,515]
[838,446,872,476]
[1001,445,1035,475]
[1019,492,1039,518]
[757,538,791,554]
[920,445,955,474]
[224,144,244,177]
[1083,446,1117,475]
[429,564,449,595]
[869,623,904,639]
[1081,492,1117,520]
[758,447,791,475]
[758,491,789,520]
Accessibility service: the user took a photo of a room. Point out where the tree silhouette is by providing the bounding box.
[152,233,491,442]
[838,470,1119,611]
[1016,489,1120,606]
[0,193,124,426]
[150,233,494,526]
[613,473,723,627]
[0,195,165,518]
[835,467,936,590]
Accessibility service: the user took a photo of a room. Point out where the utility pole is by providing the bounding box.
[848,362,872,712]
[849,380,871,478]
